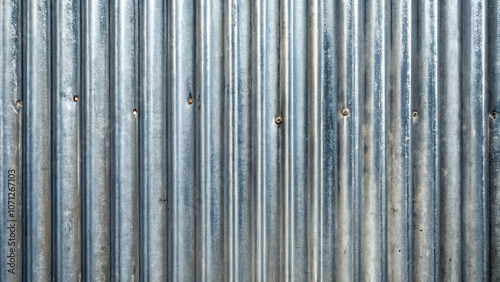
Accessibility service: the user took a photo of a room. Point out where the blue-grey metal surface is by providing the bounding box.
[0,0,499,280]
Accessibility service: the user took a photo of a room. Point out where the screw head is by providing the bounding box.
[16,100,22,109]
[73,95,79,102]
[412,110,418,117]
[492,110,498,119]
[187,97,194,104]
[341,108,349,116]
[132,109,138,116]
[275,116,283,125]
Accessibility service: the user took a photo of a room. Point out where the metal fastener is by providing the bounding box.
[341,108,349,116]
[275,116,283,125]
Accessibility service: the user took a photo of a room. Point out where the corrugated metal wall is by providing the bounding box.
[0,0,499,280]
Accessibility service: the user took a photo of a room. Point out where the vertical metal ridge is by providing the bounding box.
[49,1,57,279]
[279,0,293,279]
[81,2,87,278]
[267,0,281,279]
[49,5,60,278]
[252,0,265,280]
[361,0,389,280]
[82,0,111,280]
[352,4,364,280]
[52,0,82,279]
[225,0,253,279]
[166,1,176,280]
[380,1,390,279]
[319,0,337,279]
[139,0,167,280]
[388,0,414,280]
[336,0,364,280]
[224,0,237,279]
[250,0,283,281]
[195,0,209,280]
[110,0,140,279]
[433,1,442,277]
[439,0,462,280]
[432,1,441,278]
[23,0,52,280]
[488,0,500,279]
[413,0,439,279]
[285,0,309,279]
[167,1,177,280]
[251,0,280,280]
[461,0,489,280]
[224,0,253,278]
[209,0,224,274]
[408,0,417,277]
[1,0,22,280]
[108,2,116,278]
[168,0,196,280]
[195,0,225,279]
[307,0,321,280]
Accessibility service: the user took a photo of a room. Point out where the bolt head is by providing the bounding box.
[275,116,283,125]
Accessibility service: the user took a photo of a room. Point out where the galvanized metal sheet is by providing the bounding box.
[0,0,499,280]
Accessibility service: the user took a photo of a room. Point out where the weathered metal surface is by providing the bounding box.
[0,0,499,280]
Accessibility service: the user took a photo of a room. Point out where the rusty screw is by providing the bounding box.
[341,108,349,116]
[187,97,194,105]
[16,100,22,109]
[275,116,283,125]
[73,95,79,102]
